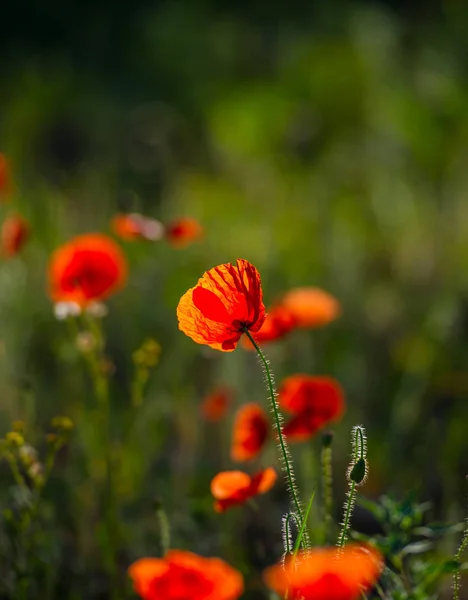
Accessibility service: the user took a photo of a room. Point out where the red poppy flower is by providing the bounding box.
[177,259,266,352]
[128,550,244,600]
[0,154,11,200]
[1,214,29,257]
[111,213,165,241]
[241,304,296,350]
[231,403,269,461]
[166,217,203,248]
[201,386,231,422]
[277,287,340,328]
[210,467,277,512]
[264,544,383,600]
[48,233,128,307]
[279,375,344,441]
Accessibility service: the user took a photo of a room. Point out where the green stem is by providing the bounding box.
[155,502,171,557]
[454,500,468,600]
[337,426,365,549]
[79,316,120,600]
[338,481,356,549]
[321,444,333,544]
[244,330,307,548]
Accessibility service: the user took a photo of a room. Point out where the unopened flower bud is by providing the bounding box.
[321,430,334,448]
[349,457,368,485]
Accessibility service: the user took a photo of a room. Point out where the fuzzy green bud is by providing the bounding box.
[349,457,367,485]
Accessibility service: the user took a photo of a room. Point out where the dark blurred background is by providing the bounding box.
[1,0,468,596]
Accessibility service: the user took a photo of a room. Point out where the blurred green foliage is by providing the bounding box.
[1,1,468,597]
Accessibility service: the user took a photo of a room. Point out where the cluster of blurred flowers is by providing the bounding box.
[128,543,383,600]
[0,417,73,493]
[124,258,379,600]
[0,151,384,599]
[0,153,203,262]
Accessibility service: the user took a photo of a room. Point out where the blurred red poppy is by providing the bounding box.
[264,544,383,600]
[201,386,231,422]
[1,214,29,257]
[231,403,269,461]
[111,213,165,242]
[48,233,128,307]
[277,287,340,328]
[241,304,296,350]
[128,550,244,600]
[177,259,265,351]
[279,375,344,441]
[166,217,203,248]
[210,467,277,512]
[0,154,11,200]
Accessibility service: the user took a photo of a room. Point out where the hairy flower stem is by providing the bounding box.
[453,489,468,600]
[244,330,308,549]
[155,500,171,557]
[321,435,334,544]
[337,426,367,550]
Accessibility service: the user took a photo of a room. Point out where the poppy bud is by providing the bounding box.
[349,457,367,485]
[321,430,334,448]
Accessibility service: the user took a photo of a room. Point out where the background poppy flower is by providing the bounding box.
[210,467,277,512]
[128,549,244,600]
[231,403,269,461]
[177,259,265,351]
[48,233,128,307]
[0,154,11,200]
[166,217,203,248]
[1,213,29,257]
[241,304,296,350]
[111,213,165,241]
[277,287,340,328]
[279,375,344,441]
[264,544,383,600]
[201,386,231,422]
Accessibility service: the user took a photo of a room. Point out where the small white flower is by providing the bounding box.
[54,302,82,320]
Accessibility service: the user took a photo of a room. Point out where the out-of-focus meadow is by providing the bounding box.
[2,0,468,597]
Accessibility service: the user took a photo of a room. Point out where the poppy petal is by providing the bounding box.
[177,259,265,352]
[193,287,232,324]
[231,403,269,462]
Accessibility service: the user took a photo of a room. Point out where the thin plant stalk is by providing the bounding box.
[78,315,120,600]
[337,425,367,550]
[453,490,468,600]
[244,330,308,549]
[321,433,334,544]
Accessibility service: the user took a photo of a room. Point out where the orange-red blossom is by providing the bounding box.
[111,213,165,241]
[279,375,345,441]
[48,233,128,307]
[210,467,277,512]
[128,550,243,600]
[1,214,29,257]
[243,286,340,349]
[0,154,11,200]
[177,259,265,351]
[264,544,383,600]
[201,386,231,422]
[166,217,203,248]
[230,403,269,461]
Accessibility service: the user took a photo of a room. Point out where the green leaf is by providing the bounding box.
[293,489,315,556]
[400,540,434,556]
